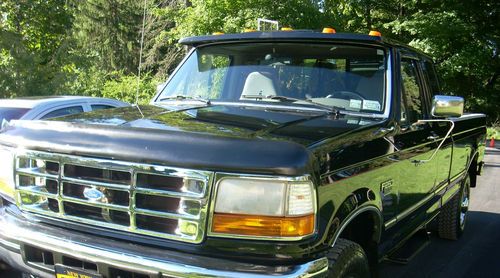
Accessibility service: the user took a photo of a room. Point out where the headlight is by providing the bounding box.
[210,177,316,239]
[0,146,15,202]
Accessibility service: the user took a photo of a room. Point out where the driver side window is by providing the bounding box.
[400,58,424,124]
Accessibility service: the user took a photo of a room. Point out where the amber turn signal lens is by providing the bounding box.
[369,30,382,37]
[281,27,293,31]
[212,213,314,237]
[212,32,224,35]
[322,27,336,34]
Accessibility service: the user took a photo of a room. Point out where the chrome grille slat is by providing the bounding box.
[134,208,199,220]
[62,197,130,211]
[14,150,213,244]
[134,188,202,199]
[16,169,58,179]
[61,177,130,190]
[63,215,131,230]
[18,187,57,198]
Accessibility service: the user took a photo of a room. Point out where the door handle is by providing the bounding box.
[373,126,395,136]
[427,135,440,141]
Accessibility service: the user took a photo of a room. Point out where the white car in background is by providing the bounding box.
[0,96,129,124]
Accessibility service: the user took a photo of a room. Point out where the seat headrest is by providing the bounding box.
[240,71,278,99]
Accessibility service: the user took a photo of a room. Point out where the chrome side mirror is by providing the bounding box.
[431,95,464,118]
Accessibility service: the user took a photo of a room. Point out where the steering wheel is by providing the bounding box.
[326,91,365,101]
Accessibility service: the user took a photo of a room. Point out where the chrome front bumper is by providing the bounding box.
[0,205,328,278]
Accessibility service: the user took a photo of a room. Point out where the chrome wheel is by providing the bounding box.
[459,182,470,230]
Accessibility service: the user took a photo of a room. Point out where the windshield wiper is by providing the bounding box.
[241,94,337,114]
[159,95,211,105]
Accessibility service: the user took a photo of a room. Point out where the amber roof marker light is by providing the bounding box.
[369,30,382,37]
[322,27,336,34]
[212,32,225,35]
[281,27,293,31]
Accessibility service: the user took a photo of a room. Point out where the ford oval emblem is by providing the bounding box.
[83,187,105,201]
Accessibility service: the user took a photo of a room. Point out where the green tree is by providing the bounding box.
[169,0,324,38]
[0,0,73,98]
[71,0,143,74]
[323,0,499,120]
[142,0,185,80]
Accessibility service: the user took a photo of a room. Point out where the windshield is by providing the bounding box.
[157,43,387,114]
[0,107,30,123]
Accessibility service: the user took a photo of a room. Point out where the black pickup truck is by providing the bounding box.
[0,30,487,278]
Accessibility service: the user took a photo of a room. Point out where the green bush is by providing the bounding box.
[64,67,162,104]
[487,128,500,140]
[100,72,159,104]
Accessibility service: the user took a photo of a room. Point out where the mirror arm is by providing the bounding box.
[411,119,455,164]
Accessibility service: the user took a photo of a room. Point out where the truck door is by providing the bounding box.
[393,55,441,233]
[420,59,453,191]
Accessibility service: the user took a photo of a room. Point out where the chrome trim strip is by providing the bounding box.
[0,236,20,252]
[396,193,434,221]
[452,113,487,121]
[14,149,214,244]
[207,173,317,241]
[449,170,466,185]
[452,126,485,137]
[332,205,383,247]
[435,181,449,195]
[384,217,397,230]
[383,192,435,229]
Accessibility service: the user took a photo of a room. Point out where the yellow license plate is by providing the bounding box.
[55,264,102,278]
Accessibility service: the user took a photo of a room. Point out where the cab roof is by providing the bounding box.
[179,30,432,60]
[179,31,385,47]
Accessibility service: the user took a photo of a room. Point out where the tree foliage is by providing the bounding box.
[0,0,73,97]
[322,0,499,119]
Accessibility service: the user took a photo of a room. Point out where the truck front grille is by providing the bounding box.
[14,150,213,243]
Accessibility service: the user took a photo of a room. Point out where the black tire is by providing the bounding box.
[327,238,370,278]
[0,260,11,270]
[437,175,471,240]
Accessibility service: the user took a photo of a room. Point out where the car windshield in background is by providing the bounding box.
[0,107,30,123]
[157,43,387,114]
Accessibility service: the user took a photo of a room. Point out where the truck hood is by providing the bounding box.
[0,104,384,175]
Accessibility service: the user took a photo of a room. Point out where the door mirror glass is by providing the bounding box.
[431,95,464,118]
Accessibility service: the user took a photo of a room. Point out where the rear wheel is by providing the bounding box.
[327,238,370,278]
[437,175,470,240]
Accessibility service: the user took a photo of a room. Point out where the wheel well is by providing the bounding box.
[338,211,380,269]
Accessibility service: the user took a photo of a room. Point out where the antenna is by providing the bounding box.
[135,0,148,117]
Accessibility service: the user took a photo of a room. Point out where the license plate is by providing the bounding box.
[54,264,102,278]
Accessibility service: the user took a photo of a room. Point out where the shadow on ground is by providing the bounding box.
[380,211,500,278]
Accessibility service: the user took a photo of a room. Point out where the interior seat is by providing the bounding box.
[240,68,279,99]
